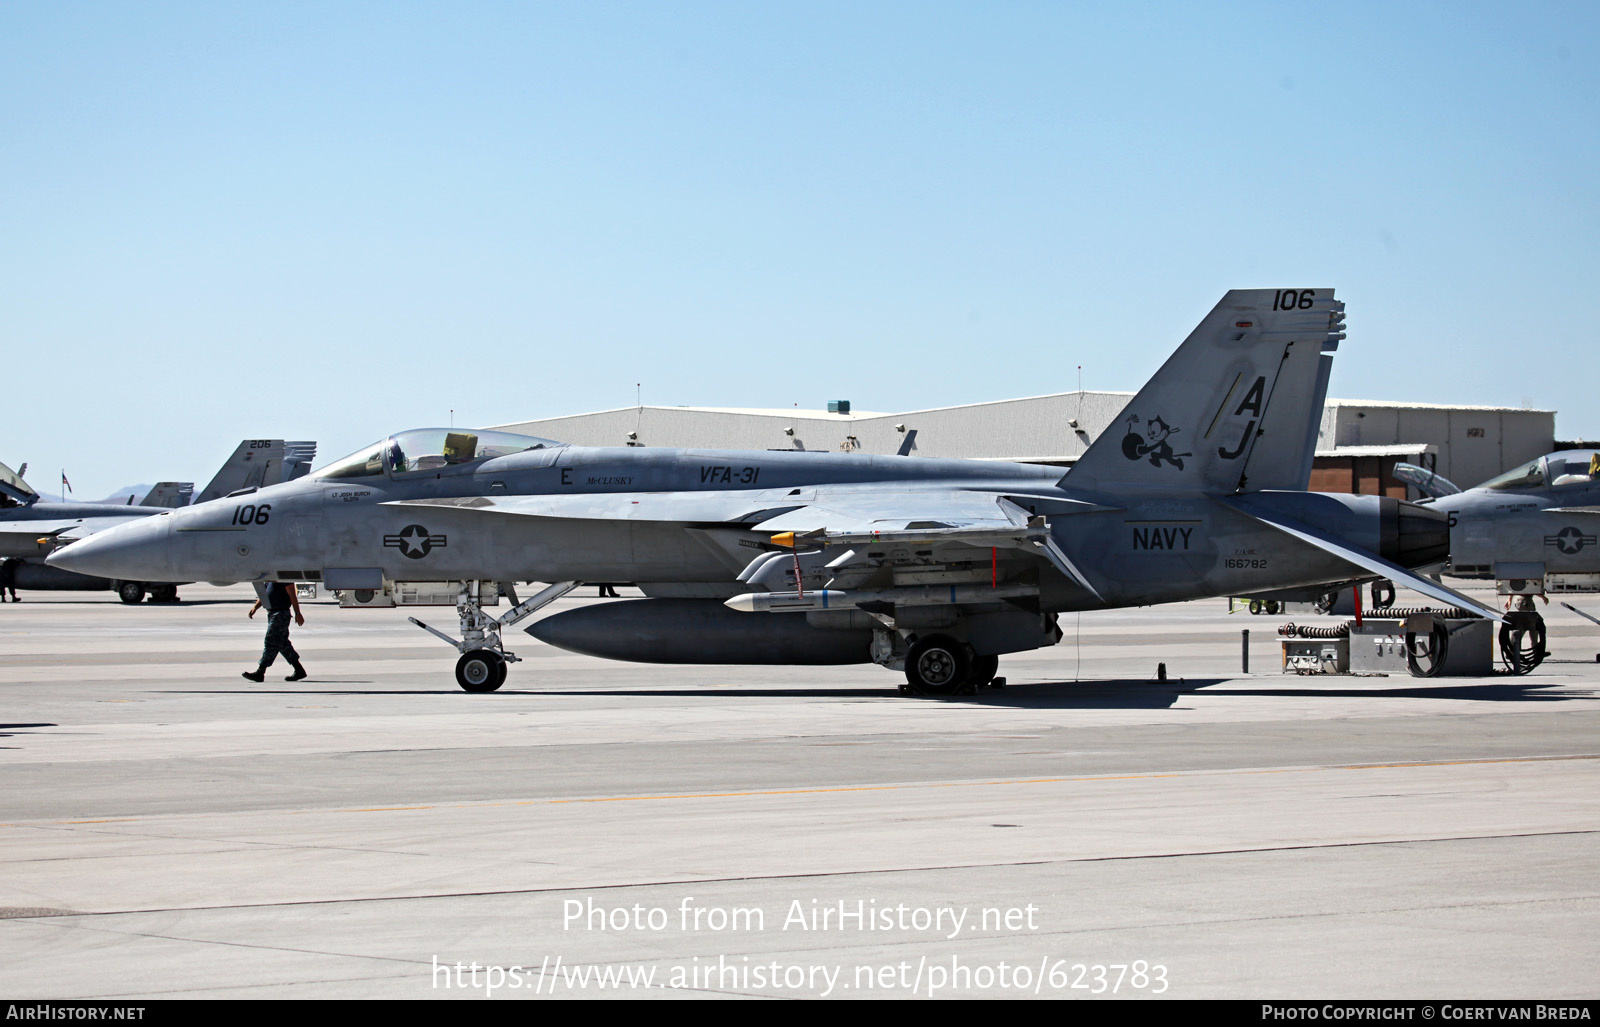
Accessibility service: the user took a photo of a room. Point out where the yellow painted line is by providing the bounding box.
[351,754,1600,812]
[18,754,1595,826]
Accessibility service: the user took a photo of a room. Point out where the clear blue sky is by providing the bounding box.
[4,1,1596,498]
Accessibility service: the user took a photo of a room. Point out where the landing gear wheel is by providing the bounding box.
[456,649,506,692]
[904,634,972,697]
[1499,613,1546,675]
[150,585,178,603]
[966,654,1000,689]
[117,581,144,604]
[1405,622,1450,678]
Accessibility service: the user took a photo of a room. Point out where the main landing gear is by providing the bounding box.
[895,633,1007,698]
[409,580,578,692]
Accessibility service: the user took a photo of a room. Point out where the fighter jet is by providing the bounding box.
[3,440,315,603]
[1395,450,1600,671]
[51,289,1502,691]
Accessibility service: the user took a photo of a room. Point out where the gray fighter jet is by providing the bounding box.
[1395,450,1600,671]
[3,440,315,603]
[51,289,1502,691]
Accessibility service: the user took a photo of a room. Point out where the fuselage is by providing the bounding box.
[1432,479,1600,578]
[50,435,1440,613]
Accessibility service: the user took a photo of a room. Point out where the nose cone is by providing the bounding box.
[47,515,175,581]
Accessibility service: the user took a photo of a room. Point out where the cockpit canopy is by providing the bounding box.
[312,428,564,480]
[1480,450,1599,491]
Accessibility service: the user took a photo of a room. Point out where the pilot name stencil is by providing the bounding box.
[385,524,447,559]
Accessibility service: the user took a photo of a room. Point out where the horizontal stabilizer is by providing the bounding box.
[1222,498,1503,622]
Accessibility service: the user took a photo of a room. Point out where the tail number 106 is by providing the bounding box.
[1272,289,1317,310]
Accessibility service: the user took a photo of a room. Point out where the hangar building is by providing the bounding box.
[495,392,1555,498]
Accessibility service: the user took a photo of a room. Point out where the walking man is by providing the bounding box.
[243,581,307,682]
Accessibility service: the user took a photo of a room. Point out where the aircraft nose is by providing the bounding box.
[46,516,174,581]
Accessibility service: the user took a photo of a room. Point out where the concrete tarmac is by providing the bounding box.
[1,584,1597,999]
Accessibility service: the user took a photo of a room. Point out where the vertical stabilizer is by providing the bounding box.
[193,440,284,505]
[1065,289,1344,494]
[139,482,195,508]
[284,441,318,482]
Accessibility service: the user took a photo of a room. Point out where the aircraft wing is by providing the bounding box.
[743,493,1110,601]
[390,488,1108,528]
[0,515,151,541]
[391,488,1112,601]
[1220,497,1504,622]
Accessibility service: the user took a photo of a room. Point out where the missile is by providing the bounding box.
[724,590,851,613]
[726,582,1038,613]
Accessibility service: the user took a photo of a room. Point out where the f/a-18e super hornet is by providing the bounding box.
[1395,450,1600,671]
[4,440,315,603]
[52,289,1503,691]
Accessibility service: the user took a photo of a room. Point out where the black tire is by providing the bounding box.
[1248,599,1262,615]
[495,661,509,688]
[456,649,505,692]
[117,581,144,605]
[966,654,1000,689]
[905,634,972,697]
[150,585,178,603]
[1265,599,1281,616]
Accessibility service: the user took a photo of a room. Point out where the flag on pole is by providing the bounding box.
[61,472,72,495]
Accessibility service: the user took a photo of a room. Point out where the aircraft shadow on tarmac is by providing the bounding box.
[0,722,58,748]
[173,681,1200,708]
[1177,680,1594,703]
[10,598,247,607]
[171,678,1592,708]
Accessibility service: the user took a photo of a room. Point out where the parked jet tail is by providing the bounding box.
[0,461,37,506]
[284,441,318,482]
[192,440,316,505]
[139,482,194,508]
[1067,289,1345,495]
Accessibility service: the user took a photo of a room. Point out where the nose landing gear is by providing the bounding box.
[409,580,578,691]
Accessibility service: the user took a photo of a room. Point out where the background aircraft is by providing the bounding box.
[54,289,1502,691]
[2,440,315,603]
[1394,450,1600,671]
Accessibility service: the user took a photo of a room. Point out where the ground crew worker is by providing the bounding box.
[243,581,307,681]
[0,558,18,602]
